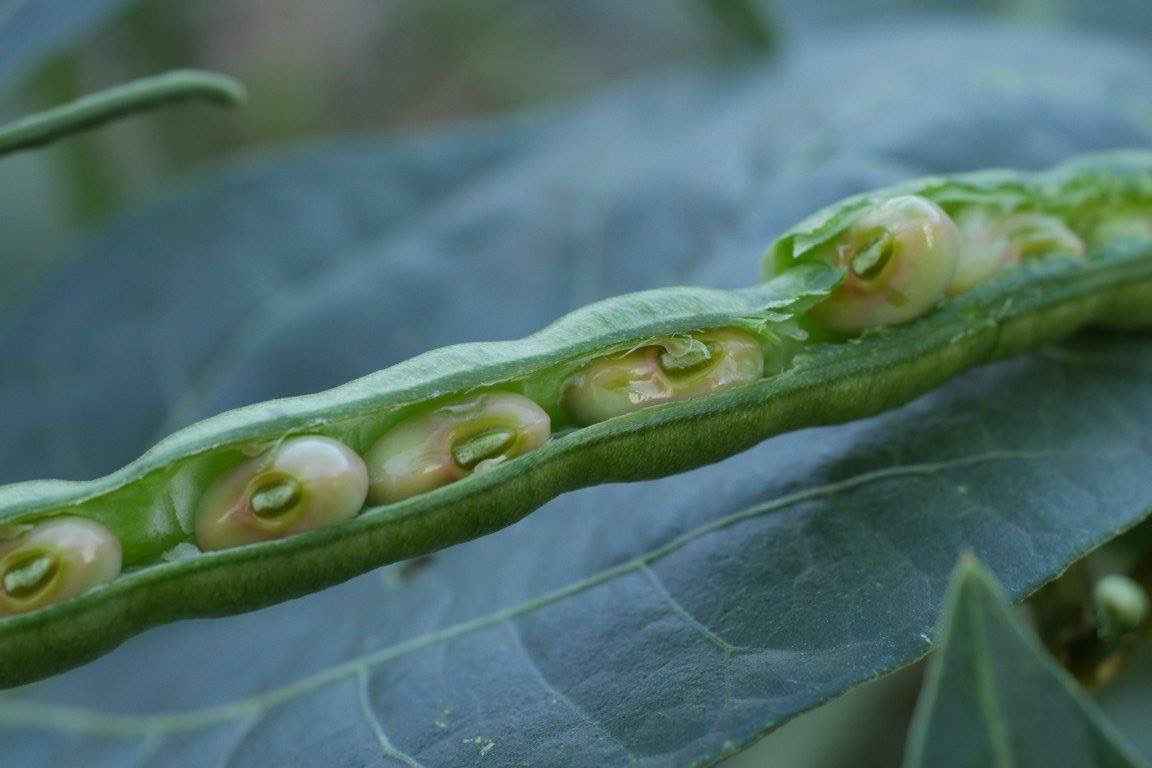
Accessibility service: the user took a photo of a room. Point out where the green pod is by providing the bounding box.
[2,151,1152,688]
[765,150,1152,280]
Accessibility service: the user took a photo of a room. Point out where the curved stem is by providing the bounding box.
[0,69,246,158]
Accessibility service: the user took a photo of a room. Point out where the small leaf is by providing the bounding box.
[904,557,1149,768]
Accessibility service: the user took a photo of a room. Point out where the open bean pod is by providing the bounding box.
[2,150,1152,688]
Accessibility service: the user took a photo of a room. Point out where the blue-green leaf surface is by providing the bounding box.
[3,21,1152,768]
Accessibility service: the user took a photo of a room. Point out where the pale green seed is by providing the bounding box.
[0,517,121,616]
[563,328,764,425]
[451,431,517,470]
[367,392,551,505]
[809,195,961,334]
[1094,574,1149,641]
[949,210,1084,296]
[195,436,368,551]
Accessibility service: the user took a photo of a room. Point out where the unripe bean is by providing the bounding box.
[195,436,368,551]
[1094,574,1149,641]
[948,210,1084,296]
[0,517,121,616]
[366,392,551,504]
[563,328,764,425]
[810,196,961,333]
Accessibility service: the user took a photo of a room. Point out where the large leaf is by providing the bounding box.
[0,0,140,97]
[904,559,1147,768]
[3,21,1152,768]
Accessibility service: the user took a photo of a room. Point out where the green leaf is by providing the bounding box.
[904,558,1148,768]
[0,0,140,97]
[3,20,1152,768]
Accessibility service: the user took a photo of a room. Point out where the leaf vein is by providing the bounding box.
[639,562,737,654]
[357,667,427,768]
[503,620,640,765]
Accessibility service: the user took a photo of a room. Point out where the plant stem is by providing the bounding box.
[0,69,245,158]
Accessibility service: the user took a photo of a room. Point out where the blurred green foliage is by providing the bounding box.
[0,0,772,306]
[3,0,1152,307]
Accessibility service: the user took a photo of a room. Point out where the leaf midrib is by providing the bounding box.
[970,582,1018,768]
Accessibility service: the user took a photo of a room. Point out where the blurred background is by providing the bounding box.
[3,0,1152,309]
[3,2,1152,766]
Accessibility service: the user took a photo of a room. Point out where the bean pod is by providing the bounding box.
[2,150,1152,688]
